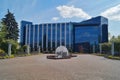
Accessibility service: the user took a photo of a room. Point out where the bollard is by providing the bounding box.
[111,42,114,56]
[27,45,30,54]
[93,45,95,53]
[38,46,41,53]
[8,43,12,56]
[99,44,102,54]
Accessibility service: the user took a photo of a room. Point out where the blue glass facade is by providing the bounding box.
[20,16,108,53]
[74,26,100,52]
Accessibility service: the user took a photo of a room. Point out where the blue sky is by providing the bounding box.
[0,0,120,37]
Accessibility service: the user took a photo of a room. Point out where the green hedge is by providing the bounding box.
[101,43,111,54]
[101,42,120,55]
[114,42,120,53]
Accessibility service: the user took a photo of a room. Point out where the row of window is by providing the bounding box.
[24,23,73,48]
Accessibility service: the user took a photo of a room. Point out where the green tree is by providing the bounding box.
[2,9,19,41]
[110,35,115,42]
[117,35,120,40]
[0,22,7,42]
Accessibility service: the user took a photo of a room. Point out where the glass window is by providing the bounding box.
[61,23,65,45]
[66,23,69,47]
[39,24,42,46]
[57,24,60,46]
[75,26,99,45]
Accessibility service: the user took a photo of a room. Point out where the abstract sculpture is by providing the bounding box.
[55,46,69,58]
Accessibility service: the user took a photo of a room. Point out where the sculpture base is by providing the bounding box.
[47,54,77,59]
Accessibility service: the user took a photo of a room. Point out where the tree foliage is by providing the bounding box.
[0,10,19,55]
[0,22,7,43]
[2,9,19,41]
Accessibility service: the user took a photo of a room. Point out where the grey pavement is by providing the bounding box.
[0,54,120,80]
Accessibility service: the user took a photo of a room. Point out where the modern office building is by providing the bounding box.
[20,16,108,53]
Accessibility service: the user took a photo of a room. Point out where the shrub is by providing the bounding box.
[0,40,8,53]
[22,45,27,50]
[9,54,14,58]
[0,54,14,59]
[17,46,24,52]
[0,39,19,54]
[114,42,120,54]
[107,55,120,60]
[101,43,111,54]
[0,49,5,56]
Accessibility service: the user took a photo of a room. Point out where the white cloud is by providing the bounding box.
[101,4,120,21]
[52,17,59,21]
[56,5,91,19]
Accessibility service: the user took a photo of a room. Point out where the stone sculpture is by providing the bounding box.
[55,46,69,58]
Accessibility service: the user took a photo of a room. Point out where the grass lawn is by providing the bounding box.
[93,53,120,60]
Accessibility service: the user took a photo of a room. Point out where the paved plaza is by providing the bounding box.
[0,54,120,80]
